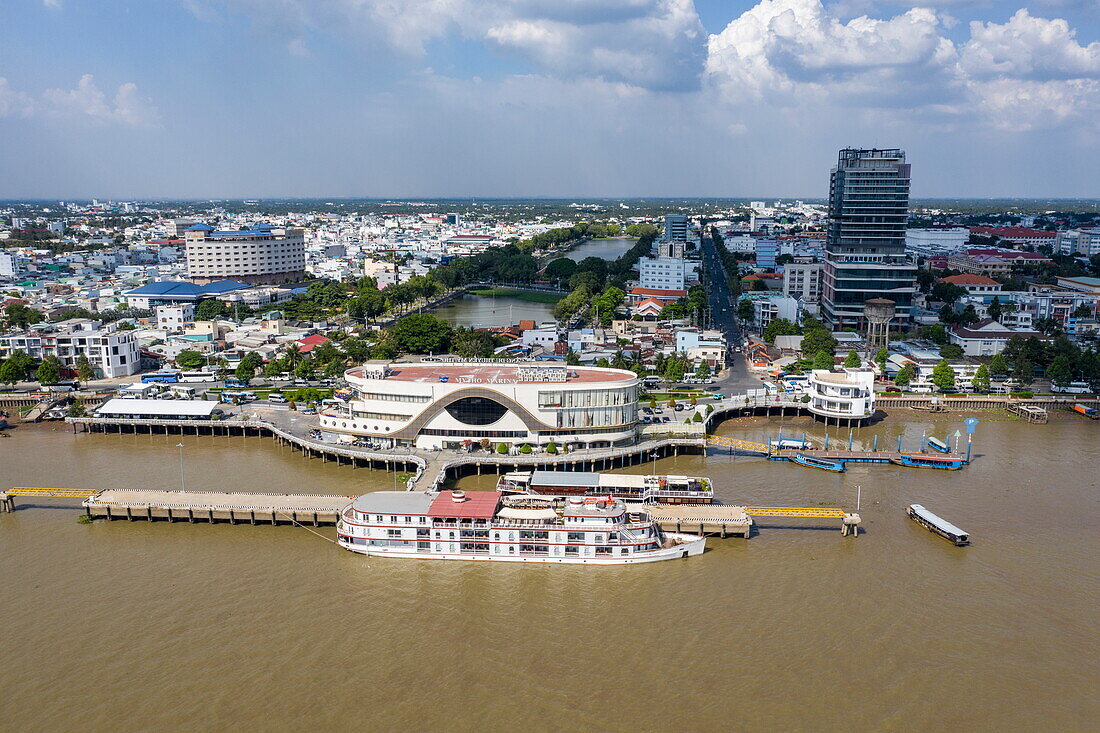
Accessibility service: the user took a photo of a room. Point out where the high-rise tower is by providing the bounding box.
[820,148,917,329]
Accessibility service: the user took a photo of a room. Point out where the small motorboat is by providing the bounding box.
[926,436,950,453]
[791,453,845,473]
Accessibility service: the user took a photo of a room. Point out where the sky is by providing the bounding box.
[0,0,1097,199]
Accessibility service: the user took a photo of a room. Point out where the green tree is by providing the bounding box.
[265,359,287,377]
[972,363,991,392]
[1012,358,1033,387]
[176,349,206,370]
[939,343,965,359]
[452,327,496,359]
[894,363,915,387]
[1046,355,1073,388]
[737,298,754,321]
[67,399,86,417]
[234,361,256,385]
[195,299,230,321]
[695,361,711,380]
[763,317,799,343]
[0,358,24,387]
[545,441,558,455]
[800,328,837,359]
[812,350,834,370]
[36,356,61,385]
[3,303,43,329]
[989,353,1008,376]
[922,324,948,345]
[294,358,316,381]
[875,347,889,373]
[75,353,95,381]
[988,296,1003,322]
[931,359,956,392]
[931,282,967,304]
[496,442,508,455]
[843,350,861,368]
[391,314,453,354]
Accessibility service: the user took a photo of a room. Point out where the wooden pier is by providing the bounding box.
[2,487,351,526]
[1007,403,1048,423]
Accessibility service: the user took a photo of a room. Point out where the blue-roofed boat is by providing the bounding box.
[894,453,964,470]
[771,438,813,450]
[906,504,969,545]
[926,436,950,453]
[791,454,845,473]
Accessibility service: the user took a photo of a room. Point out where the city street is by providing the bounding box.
[700,229,765,393]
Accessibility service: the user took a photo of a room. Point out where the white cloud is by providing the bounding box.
[43,0,61,8]
[960,9,1100,81]
[0,77,36,118]
[194,0,705,90]
[704,0,1100,131]
[29,75,160,127]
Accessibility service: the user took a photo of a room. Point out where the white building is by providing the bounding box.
[948,319,1047,357]
[750,295,800,333]
[782,262,823,303]
[320,362,639,451]
[0,251,16,277]
[1055,228,1100,256]
[0,319,140,379]
[184,223,306,285]
[905,227,969,253]
[638,257,688,290]
[156,304,195,330]
[806,368,875,423]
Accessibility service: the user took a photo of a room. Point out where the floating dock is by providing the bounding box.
[2,487,350,525]
[644,503,860,538]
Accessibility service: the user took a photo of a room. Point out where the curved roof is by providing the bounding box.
[185,223,214,232]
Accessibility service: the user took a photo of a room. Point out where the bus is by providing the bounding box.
[179,370,218,383]
[141,370,180,384]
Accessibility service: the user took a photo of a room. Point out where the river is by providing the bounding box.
[563,237,636,262]
[428,293,556,328]
[0,412,1096,730]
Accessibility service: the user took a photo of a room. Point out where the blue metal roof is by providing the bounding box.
[199,279,249,294]
[126,281,204,296]
[185,223,214,232]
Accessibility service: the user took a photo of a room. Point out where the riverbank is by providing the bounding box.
[465,288,564,304]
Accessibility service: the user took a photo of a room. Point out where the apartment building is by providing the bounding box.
[0,319,140,378]
[783,262,823,303]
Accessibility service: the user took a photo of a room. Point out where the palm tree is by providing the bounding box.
[284,343,302,368]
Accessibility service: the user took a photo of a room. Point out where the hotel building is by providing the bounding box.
[184,223,306,285]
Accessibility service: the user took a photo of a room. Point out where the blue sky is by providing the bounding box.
[1,0,1097,199]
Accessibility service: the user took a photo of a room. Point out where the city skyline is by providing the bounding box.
[1,0,1098,199]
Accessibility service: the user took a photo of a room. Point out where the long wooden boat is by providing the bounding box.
[906,504,969,545]
[791,453,845,473]
[894,453,965,470]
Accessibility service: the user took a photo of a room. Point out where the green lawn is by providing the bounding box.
[468,288,564,304]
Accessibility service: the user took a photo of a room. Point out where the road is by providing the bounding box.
[700,229,763,393]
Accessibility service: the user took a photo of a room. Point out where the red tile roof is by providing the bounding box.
[427,491,501,519]
[295,334,331,352]
[630,287,687,298]
[939,274,1001,286]
[969,227,1055,239]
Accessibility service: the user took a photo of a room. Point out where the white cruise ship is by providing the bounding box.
[337,490,705,564]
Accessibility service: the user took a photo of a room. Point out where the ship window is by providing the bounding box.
[565,546,579,555]
[444,396,508,426]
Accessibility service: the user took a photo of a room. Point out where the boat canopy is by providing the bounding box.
[910,504,968,537]
[496,507,559,521]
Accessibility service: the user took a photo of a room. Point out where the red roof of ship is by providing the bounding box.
[427,491,501,519]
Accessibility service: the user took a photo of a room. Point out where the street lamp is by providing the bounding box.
[176,442,185,491]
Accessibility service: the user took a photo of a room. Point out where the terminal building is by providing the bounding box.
[319,361,639,450]
[184,223,306,285]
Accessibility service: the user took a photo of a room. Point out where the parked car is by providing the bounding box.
[673,403,685,412]
[885,386,901,393]
[268,393,288,404]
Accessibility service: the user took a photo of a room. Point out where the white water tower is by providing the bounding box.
[864,298,896,356]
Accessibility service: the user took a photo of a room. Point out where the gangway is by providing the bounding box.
[745,505,847,518]
[705,435,770,455]
[2,487,99,512]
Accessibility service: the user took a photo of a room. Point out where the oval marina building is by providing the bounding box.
[320,361,640,450]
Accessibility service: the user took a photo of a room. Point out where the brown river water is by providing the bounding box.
[1,412,1097,731]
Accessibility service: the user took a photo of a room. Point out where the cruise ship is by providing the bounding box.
[495,470,713,504]
[337,490,706,564]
